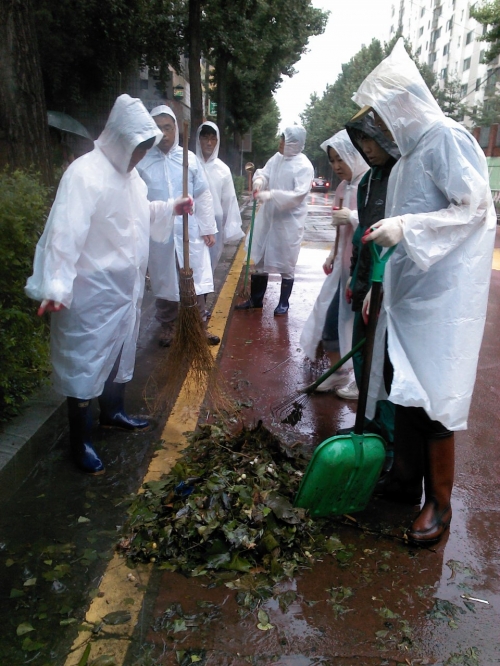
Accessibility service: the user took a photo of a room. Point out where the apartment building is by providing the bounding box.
[388,0,499,118]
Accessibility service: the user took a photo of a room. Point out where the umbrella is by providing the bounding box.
[47,111,94,141]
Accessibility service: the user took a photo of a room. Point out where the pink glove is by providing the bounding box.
[173,195,194,216]
[256,191,271,203]
[362,217,403,247]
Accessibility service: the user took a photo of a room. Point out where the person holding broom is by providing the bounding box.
[195,121,244,270]
[354,39,496,545]
[235,126,314,315]
[137,106,220,347]
[25,94,193,475]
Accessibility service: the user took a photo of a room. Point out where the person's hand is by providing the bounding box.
[202,234,216,247]
[362,217,403,247]
[362,288,371,325]
[173,195,194,216]
[331,207,351,226]
[323,258,333,275]
[345,276,353,304]
[252,177,264,199]
[37,299,63,316]
[255,190,271,203]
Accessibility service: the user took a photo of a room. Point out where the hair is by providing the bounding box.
[200,125,217,137]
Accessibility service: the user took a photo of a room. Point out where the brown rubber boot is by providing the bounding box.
[375,406,424,505]
[408,434,454,546]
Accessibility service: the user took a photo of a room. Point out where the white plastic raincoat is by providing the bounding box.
[353,38,496,430]
[249,126,314,275]
[25,94,176,399]
[137,106,217,300]
[300,130,368,361]
[195,121,244,268]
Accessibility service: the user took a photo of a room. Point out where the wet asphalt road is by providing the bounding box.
[0,193,499,666]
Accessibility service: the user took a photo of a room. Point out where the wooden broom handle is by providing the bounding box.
[182,120,190,271]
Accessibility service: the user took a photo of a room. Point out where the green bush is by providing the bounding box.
[232,175,246,203]
[0,170,52,422]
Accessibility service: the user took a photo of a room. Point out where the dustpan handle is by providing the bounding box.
[354,243,396,435]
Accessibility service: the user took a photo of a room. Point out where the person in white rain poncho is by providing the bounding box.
[25,94,192,475]
[137,106,220,347]
[355,39,496,545]
[299,130,368,392]
[235,126,314,315]
[195,121,244,269]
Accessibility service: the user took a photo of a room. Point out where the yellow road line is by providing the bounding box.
[64,242,247,666]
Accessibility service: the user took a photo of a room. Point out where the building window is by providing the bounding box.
[441,67,448,80]
[446,17,453,31]
[416,46,422,56]
[461,84,468,97]
[431,27,441,41]
[390,24,394,33]
[483,24,488,36]
[466,30,474,45]
[420,7,425,16]
[463,57,471,71]
[476,78,482,91]
[480,49,485,62]
[443,43,449,55]
[429,52,437,65]
[419,26,424,36]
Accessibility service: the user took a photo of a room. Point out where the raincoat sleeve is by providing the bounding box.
[194,188,218,236]
[399,129,492,271]
[253,155,276,189]
[24,167,98,308]
[269,161,313,211]
[149,199,175,243]
[221,172,244,242]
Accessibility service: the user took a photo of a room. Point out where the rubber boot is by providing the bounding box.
[98,380,150,431]
[408,435,454,546]
[274,278,294,316]
[375,406,424,505]
[67,398,105,475]
[235,274,269,309]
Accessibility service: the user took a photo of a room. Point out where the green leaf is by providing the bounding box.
[17,622,35,636]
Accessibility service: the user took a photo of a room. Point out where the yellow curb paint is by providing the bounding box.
[64,242,247,666]
[493,247,500,271]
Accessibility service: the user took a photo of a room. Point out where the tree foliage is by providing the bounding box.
[247,97,281,169]
[470,0,500,63]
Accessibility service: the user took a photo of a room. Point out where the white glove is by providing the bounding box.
[362,288,371,325]
[256,190,271,203]
[173,195,194,216]
[331,207,352,226]
[253,177,264,198]
[365,216,403,247]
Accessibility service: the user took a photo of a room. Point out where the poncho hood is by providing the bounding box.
[345,113,400,166]
[352,38,444,157]
[196,121,220,164]
[151,104,180,153]
[320,129,368,183]
[95,94,162,175]
[283,125,306,158]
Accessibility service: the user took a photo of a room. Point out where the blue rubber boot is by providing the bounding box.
[274,278,294,316]
[98,380,149,431]
[67,398,105,475]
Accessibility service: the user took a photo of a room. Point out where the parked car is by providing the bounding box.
[311,176,330,192]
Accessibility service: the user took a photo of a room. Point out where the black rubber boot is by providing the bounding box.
[98,380,150,431]
[235,274,269,309]
[274,278,294,316]
[67,398,105,475]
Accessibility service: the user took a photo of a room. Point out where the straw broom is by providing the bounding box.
[149,121,231,415]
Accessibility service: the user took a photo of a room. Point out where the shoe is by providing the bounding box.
[335,380,359,400]
[274,278,294,316]
[67,398,105,475]
[159,322,175,347]
[315,369,350,392]
[206,331,220,346]
[98,381,150,431]
[235,274,268,310]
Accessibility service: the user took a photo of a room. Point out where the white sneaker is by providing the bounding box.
[335,380,359,400]
[315,369,351,392]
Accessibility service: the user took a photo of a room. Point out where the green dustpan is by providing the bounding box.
[294,243,396,517]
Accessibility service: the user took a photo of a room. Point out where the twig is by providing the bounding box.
[262,357,291,374]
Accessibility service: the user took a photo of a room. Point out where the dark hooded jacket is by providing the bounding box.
[345,116,400,311]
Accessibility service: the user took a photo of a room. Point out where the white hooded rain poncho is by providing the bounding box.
[249,126,314,275]
[137,106,217,300]
[300,130,368,361]
[25,94,177,399]
[353,38,496,430]
[195,121,244,268]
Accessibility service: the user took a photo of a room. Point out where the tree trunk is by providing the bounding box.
[188,0,203,152]
[215,54,228,161]
[0,0,53,184]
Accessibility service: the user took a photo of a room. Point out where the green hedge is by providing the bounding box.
[232,175,246,203]
[0,170,52,422]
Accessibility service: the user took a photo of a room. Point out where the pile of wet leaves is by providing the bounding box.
[118,421,345,584]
